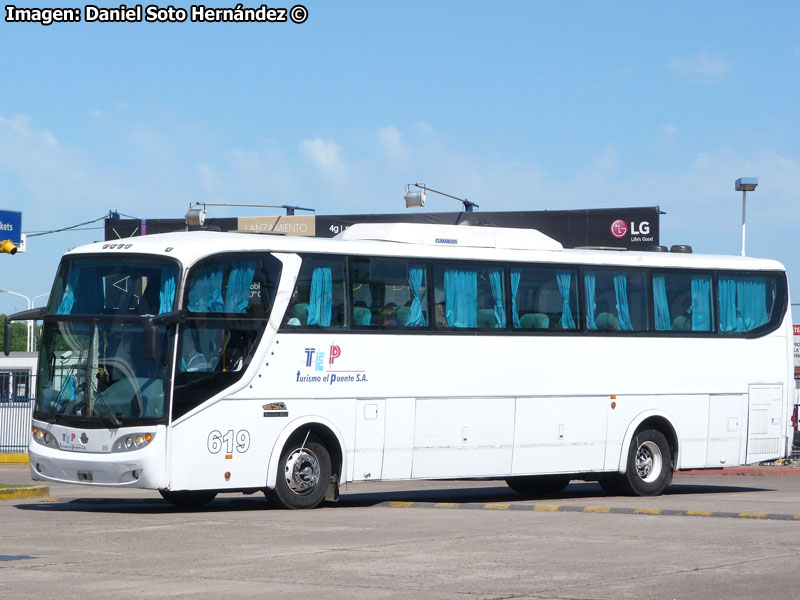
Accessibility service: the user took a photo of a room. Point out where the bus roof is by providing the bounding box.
[71,224,787,272]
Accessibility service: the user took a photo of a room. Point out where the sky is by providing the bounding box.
[1,1,799,318]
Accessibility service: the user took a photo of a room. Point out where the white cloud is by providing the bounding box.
[670,53,731,84]
[378,125,409,168]
[415,122,434,135]
[300,137,345,173]
[0,114,96,219]
[198,162,218,196]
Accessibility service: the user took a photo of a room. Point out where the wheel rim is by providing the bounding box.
[635,440,662,483]
[284,447,321,495]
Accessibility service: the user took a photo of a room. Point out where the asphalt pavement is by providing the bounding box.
[2,465,800,599]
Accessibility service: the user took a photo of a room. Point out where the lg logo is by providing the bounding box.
[611,220,650,239]
[610,219,628,238]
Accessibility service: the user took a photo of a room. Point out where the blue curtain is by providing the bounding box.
[737,277,768,331]
[556,271,576,329]
[489,268,506,328]
[444,268,477,328]
[718,277,737,332]
[56,266,79,314]
[690,275,712,331]
[584,272,597,330]
[187,265,224,313]
[406,265,427,327]
[653,275,671,331]
[159,265,176,315]
[719,276,768,333]
[223,261,256,314]
[306,267,332,326]
[510,269,521,328]
[60,375,76,401]
[56,265,96,314]
[613,273,633,331]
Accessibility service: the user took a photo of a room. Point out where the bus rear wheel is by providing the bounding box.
[620,428,672,496]
[159,489,217,508]
[266,435,332,509]
[505,475,570,496]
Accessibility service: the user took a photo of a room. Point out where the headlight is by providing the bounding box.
[31,426,59,449]
[112,432,155,452]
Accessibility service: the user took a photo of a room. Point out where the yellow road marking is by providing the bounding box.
[534,505,560,512]
[583,506,611,513]
[686,510,713,517]
[0,485,49,501]
[434,502,459,508]
[739,512,768,519]
[388,501,414,508]
[634,508,662,515]
[485,503,510,510]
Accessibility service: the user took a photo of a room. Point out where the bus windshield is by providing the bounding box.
[35,256,179,426]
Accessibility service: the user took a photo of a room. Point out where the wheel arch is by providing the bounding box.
[265,416,347,490]
[617,411,679,475]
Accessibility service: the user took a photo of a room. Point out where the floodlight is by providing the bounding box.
[404,189,426,208]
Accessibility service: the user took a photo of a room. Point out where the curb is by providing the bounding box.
[380,500,800,522]
[0,485,49,501]
[0,454,29,465]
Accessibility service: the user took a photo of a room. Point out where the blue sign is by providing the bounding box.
[0,210,22,244]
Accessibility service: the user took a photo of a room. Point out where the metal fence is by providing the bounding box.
[0,371,35,453]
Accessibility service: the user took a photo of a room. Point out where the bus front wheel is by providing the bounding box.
[266,435,332,509]
[621,428,673,496]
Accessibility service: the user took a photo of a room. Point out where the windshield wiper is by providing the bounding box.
[92,391,122,427]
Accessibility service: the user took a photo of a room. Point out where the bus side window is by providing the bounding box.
[510,266,579,330]
[349,258,429,329]
[284,256,347,329]
[717,273,780,334]
[584,269,648,332]
[433,263,507,329]
[652,271,713,332]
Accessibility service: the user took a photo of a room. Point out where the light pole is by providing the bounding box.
[735,177,758,257]
[404,183,479,212]
[0,289,48,352]
[31,293,49,351]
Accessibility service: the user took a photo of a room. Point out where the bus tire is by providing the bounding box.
[159,489,217,507]
[621,428,672,496]
[505,475,570,495]
[267,435,331,509]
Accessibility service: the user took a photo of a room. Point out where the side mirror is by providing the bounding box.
[143,323,158,361]
[2,307,45,356]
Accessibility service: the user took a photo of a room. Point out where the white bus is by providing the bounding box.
[10,223,794,508]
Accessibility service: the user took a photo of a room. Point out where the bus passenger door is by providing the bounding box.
[352,399,386,481]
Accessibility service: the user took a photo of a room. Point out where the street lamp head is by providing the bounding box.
[404,189,426,208]
[185,205,206,227]
[735,177,758,192]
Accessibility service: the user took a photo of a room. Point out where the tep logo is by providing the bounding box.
[610,219,628,239]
